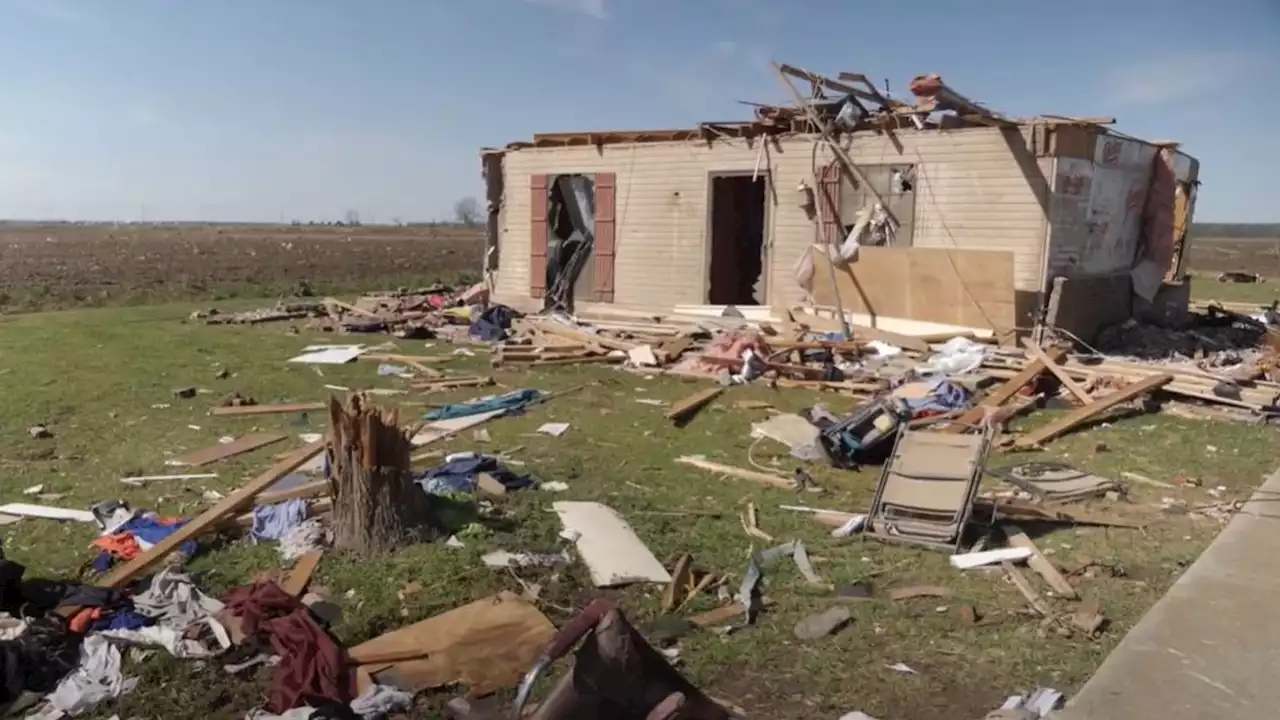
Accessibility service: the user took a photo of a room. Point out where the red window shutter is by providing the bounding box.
[818,162,842,244]
[529,174,549,298]
[593,172,617,303]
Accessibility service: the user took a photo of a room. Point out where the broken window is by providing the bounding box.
[838,164,915,247]
[545,174,596,311]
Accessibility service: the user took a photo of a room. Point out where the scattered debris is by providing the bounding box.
[553,501,672,587]
[28,425,52,439]
[794,606,852,640]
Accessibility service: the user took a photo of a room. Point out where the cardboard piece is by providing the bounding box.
[348,592,554,695]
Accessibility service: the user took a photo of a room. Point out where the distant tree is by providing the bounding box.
[344,209,361,226]
[453,197,480,227]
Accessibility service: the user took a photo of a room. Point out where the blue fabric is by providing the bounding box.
[469,305,517,342]
[250,499,309,542]
[424,388,545,421]
[417,454,534,496]
[90,610,153,632]
[124,516,198,558]
[903,377,973,415]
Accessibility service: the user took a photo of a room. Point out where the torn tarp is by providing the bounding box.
[737,540,823,624]
[901,377,972,416]
[424,389,545,421]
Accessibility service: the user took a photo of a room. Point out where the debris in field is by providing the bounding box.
[887,585,953,601]
[1004,525,1076,598]
[211,402,324,417]
[219,391,257,407]
[539,481,570,492]
[739,539,823,623]
[347,591,553,695]
[553,501,671,587]
[481,550,571,569]
[794,606,852,640]
[214,368,231,380]
[537,422,571,437]
[838,713,880,720]
[665,386,724,425]
[22,484,43,495]
[1002,561,1053,616]
[172,386,197,399]
[37,635,138,717]
[885,662,918,675]
[987,462,1121,503]
[950,547,1033,570]
[417,453,533,496]
[751,413,830,463]
[121,472,219,487]
[678,455,820,492]
[994,688,1065,718]
[1071,598,1107,637]
[740,502,773,541]
[425,388,545,421]
[472,428,491,443]
[288,344,367,364]
[28,425,52,439]
[377,363,414,379]
[167,432,288,467]
[1121,471,1177,489]
[635,397,667,406]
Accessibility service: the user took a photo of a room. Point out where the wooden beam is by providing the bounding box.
[210,403,326,417]
[1021,339,1092,405]
[945,347,1066,433]
[1003,525,1077,599]
[281,550,323,597]
[777,63,879,104]
[169,432,287,467]
[97,440,326,589]
[1011,374,1173,449]
[772,62,894,224]
[665,387,724,423]
[533,321,638,352]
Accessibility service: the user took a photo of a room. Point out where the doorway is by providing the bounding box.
[707,174,767,305]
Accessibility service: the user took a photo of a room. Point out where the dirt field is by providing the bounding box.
[1187,236,1280,276]
[0,223,484,311]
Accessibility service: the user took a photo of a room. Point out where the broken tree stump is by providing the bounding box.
[328,395,434,554]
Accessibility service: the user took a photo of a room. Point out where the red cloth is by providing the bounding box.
[222,582,352,713]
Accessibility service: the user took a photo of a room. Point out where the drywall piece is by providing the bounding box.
[349,591,554,695]
[553,501,672,587]
[167,432,288,467]
[949,546,1032,570]
[288,345,368,364]
[0,503,96,523]
[410,409,508,447]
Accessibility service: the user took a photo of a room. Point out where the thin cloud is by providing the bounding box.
[522,0,606,20]
[1105,51,1264,106]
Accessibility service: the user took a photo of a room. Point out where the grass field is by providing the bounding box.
[1,302,1276,719]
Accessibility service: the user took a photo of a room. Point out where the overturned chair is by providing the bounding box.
[447,598,734,720]
[865,426,994,552]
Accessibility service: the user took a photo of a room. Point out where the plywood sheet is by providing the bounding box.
[553,501,672,587]
[811,246,1017,335]
[348,591,554,695]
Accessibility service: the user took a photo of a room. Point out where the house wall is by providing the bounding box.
[491,126,1051,318]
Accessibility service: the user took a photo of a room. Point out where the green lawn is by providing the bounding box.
[0,302,1275,719]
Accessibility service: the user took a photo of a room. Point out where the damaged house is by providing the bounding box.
[479,64,1199,343]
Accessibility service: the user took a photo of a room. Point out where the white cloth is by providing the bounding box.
[30,636,137,719]
[245,684,414,720]
[132,568,224,629]
[280,518,328,561]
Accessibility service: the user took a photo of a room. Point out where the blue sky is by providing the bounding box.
[0,0,1276,223]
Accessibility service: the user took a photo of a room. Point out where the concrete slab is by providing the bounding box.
[1056,470,1280,719]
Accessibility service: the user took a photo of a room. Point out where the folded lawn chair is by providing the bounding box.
[866,426,993,552]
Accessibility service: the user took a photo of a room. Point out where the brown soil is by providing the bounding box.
[0,223,483,296]
[1187,236,1280,276]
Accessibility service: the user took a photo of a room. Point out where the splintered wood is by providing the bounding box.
[328,395,434,554]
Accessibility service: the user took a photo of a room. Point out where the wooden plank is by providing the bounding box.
[676,455,796,491]
[97,439,327,589]
[533,321,638,352]
[1021,340,1091,404]
[945,348,1065,434]
[255,479,329,506]
[1004,525,1077,599]
[210,403,326,417]
[281,550,323,596]
[1011,374,1173,449]
[169,432,287,467]
[665,387,724,423]
[1002,561,1053,616]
